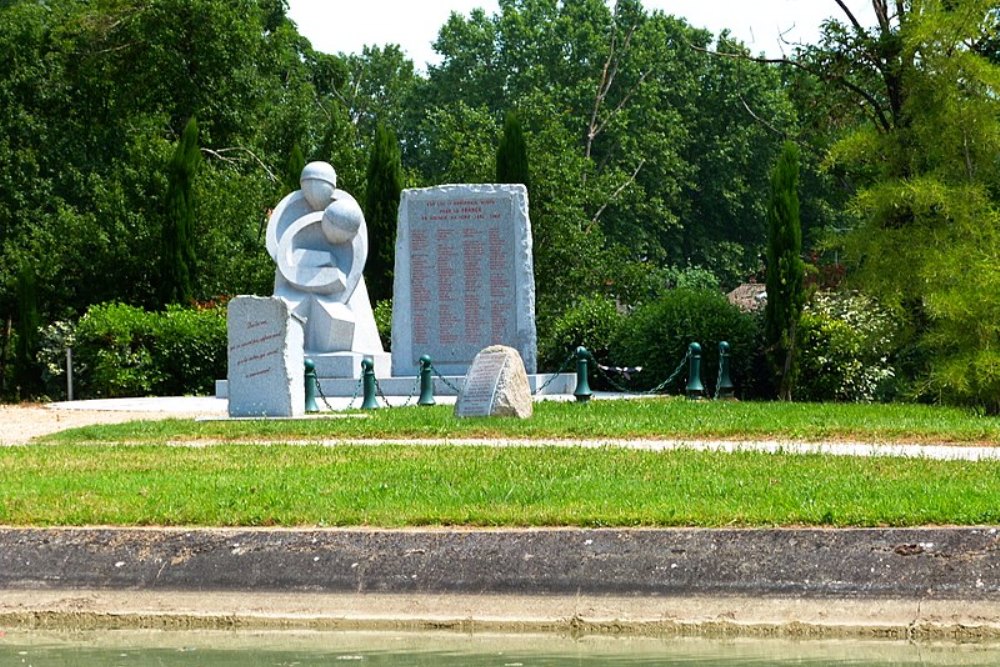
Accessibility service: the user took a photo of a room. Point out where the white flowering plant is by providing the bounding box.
[797,292,900,402]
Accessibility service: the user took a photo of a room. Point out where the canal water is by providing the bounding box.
[3,630,1000,666]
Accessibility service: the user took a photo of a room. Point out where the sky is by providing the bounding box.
[285,0,874,69]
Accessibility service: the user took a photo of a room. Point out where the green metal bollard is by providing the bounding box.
[717,341,735,400]
[304,358,320,413]
[686,342,705,400]
[360,357,379,410]
[574,346,593,403]
[418,354,436,406]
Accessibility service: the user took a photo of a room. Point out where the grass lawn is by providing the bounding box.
[4,399,998,528]
[37,398,1000,444]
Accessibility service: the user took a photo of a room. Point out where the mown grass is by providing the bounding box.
[9,399,999,528]
[37,398,1000,445]
[1,443,999,527]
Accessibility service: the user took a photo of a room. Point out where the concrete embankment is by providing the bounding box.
[1,527,999,638]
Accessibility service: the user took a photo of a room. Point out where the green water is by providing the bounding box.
[3,630,1000,666]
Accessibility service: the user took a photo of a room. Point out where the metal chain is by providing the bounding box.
[714,354,723,400]
[430,364,463,394]
[591,349,690,396]
[374,376,392,408]
[347,376,362,409]
[370,374,421,408]
[314,376,335,411]
[532,350,578,396]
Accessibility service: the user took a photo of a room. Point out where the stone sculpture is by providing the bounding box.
[265,162,385,375]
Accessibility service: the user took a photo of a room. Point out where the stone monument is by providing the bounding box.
[455,345,533,419]
[266,161,389,377]
[392,184,536,377]
[227,296,304,417]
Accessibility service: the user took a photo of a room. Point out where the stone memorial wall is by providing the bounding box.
[392,184,537,376]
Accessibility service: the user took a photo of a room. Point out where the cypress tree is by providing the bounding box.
[363,122,403,304]
[14,263,40,397]
[160,117,201,307]
[764,141,805,401]
[284,143,305,195]
[495,111,529,189]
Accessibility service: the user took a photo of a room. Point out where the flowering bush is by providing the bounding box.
[797,292,900,402]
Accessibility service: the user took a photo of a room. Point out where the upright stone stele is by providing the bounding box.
[265,161,389,378]
[392,184,537,377]
[227,296,304,417]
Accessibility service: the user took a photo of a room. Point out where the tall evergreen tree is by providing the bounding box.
[14,263,40,397]
[764,141,805,401]
[495,111,529,189]
[159,117,201,307]
[363,122,404,304]
[284,143,306,195]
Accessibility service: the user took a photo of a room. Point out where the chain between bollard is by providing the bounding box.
[314,376,336,412]
[372,373,421,409]
[590,348,691,396]
[347,376,363,409]
[429,363,464,394]
[532,350,578,396]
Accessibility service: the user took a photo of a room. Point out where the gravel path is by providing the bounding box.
[0,402,223,446]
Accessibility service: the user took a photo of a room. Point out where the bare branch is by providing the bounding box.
[688,42,893,133]
[834,0,868,35]
[201,147,278,182]
[739,95,786,137]
[589,159,645,229]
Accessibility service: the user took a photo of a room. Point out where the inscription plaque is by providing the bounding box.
[227,296,304,417]
[392,184,537,376]
[455,349,510,417]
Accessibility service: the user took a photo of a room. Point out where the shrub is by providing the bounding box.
[538,295,623,373]
[610,289,762,397]
[373,298,392,351]
[150,304,228,396]
[796,292,899,402]
[59,302,226,398]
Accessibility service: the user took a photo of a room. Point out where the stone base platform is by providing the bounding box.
[215,373,575,399]
[310,351,392,378]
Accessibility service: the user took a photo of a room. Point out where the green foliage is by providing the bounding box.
[495,110,529,188]
[821,1,1000,413]
[66,302,226,398]
[14,263,40,396]
[373,298,392,352]
[284,143,305,194]
[611,289,761,396]
[764,141,805,400]
[538,295,623,372]
[160,117,201,307]
[797,292,900,403]
[363,122,403,304]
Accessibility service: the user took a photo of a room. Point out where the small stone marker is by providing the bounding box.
[392,184,537,377]
[455,345,533,419]
[227,296,304,417]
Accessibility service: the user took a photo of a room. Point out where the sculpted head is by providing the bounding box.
[322,199,363,244]
[300,161,338,210]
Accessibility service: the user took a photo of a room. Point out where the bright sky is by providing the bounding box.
[285,1,874,69]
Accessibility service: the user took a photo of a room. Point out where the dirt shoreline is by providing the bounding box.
[2,527,999,638]
[3,590,1000,639]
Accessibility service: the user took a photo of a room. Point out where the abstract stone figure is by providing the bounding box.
[265,162,384,362]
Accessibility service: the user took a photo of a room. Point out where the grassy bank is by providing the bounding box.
[38,399,1000,445]
[2,442,999,527]
[6,399,998,528]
